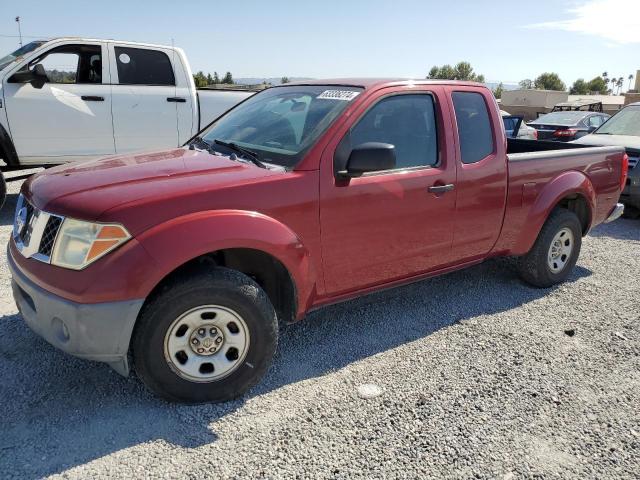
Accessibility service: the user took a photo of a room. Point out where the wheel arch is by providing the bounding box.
[512,171,595,255]
[136,209,319,322]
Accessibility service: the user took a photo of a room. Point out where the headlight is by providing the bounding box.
[51,218,131,270]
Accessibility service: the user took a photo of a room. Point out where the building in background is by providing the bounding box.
[501,89,626,120]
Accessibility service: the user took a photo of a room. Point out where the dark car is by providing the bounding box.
[529,111,610,141]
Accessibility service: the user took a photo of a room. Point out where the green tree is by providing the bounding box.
[629,74,635,91]
[492,82,504,99]
[534,72,566,91]
[206,73,214,85]
[193,71,208,88]
[280,76,290,84]
[519,79,533,89]
[570,78,589,95]
[586,76,608,94]
[213,72,220,84]
[222,71,234,84]
[427,62,484,82]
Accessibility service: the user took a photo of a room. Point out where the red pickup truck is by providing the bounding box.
[9,79,627,403]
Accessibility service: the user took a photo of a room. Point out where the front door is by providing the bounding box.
[320,87,458,295]
[3,42,114,163]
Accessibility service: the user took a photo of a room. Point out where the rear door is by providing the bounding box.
[3,41,114,163]
[448,88,508,261]
[108,43,193,153]
[320,86,458,295]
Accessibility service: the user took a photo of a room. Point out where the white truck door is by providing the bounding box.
[109,43,190,153]
[2,41,114,163]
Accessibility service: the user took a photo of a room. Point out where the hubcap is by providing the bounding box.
[547,227,574,274]
[163,305,250,382]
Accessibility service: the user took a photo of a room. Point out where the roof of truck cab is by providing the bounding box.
[41,37,175,50]
[282,78,487,90]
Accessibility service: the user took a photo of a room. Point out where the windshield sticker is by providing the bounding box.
[317,90,360,101]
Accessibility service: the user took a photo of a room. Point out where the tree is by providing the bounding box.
[213,72,220,84]
[280,76,290,84]
[206,73,214,85]
[222,71,234,84]
[533,72,566,91]
[492,82,504,99]
[519,79,533,89]
[586,76,608,94]
[615,77,624,94]
[427,61,484,82]
[193,71,208,88]
[629,74,635,91]
[570,78,589,95]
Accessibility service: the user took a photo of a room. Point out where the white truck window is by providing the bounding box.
[31,45,102,84]
[114,47,175,86]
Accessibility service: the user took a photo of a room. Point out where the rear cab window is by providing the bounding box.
[114,46,175,85]
[452,91,495,164]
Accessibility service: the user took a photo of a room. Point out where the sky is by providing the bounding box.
[1,0,638,89]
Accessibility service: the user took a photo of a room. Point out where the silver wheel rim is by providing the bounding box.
[163,305,250,382]
[547,227,574,274]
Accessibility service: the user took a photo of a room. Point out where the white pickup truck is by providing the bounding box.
[0,37,255,204]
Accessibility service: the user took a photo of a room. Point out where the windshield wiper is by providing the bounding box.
[213,139,267,169]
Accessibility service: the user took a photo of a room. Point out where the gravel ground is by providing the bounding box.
[0,173,638,479]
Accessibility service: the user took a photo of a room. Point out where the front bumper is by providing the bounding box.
[8,247,144,376]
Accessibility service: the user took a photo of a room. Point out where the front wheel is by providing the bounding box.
[132,267,278,403]
[518,208,583,288]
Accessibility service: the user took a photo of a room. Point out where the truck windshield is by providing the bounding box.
[0,41,47,71]
[200,85,363,168]
[594,105,640,137]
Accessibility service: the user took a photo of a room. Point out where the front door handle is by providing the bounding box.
[81,95,104,101]
[167,97,186,103]
[428,183,455,194]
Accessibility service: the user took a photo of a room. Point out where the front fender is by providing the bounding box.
[136,209,318,318]
[512,170,595,255]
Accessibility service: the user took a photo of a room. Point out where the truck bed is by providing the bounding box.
[496,139,625,255]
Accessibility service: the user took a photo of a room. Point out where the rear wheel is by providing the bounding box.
[0,171,6,211]
[132,267,278,403]
[518,208,582,288]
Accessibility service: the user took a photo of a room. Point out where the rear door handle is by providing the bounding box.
[167,97,186,103]
[428,184,455,193]
[81,96,104,101]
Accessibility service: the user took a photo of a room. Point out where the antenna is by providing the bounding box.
[15,16,22,47]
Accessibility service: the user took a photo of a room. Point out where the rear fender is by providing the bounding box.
[136,209,318,318]
[512,170,595,255]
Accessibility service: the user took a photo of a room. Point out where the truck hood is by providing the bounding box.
[571,134,640,149]
[26,148,283,224]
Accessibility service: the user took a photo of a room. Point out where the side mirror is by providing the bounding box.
[9,63,47,89]
[338,142,396,178]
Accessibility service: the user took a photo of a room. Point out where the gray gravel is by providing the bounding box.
[0,174,638,479]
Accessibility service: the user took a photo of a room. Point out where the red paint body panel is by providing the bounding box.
[14,80,624,321]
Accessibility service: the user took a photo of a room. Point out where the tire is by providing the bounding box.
[0,172,6,211]
[518,208,582,288]
[132,267,278,404]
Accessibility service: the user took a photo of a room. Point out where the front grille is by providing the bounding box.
[39,216,63,257]
[13,194,64,263]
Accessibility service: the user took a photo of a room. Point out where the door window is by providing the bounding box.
[349,94,439,168]
[30,45,102,84]
[588,115,605,128]
[452,92,494,164]
[115,47,175,85]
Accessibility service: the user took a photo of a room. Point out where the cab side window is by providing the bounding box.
[452,92,494,164]
[31,45,102,84]
[349,94,439,169]
[115,47,175,86]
